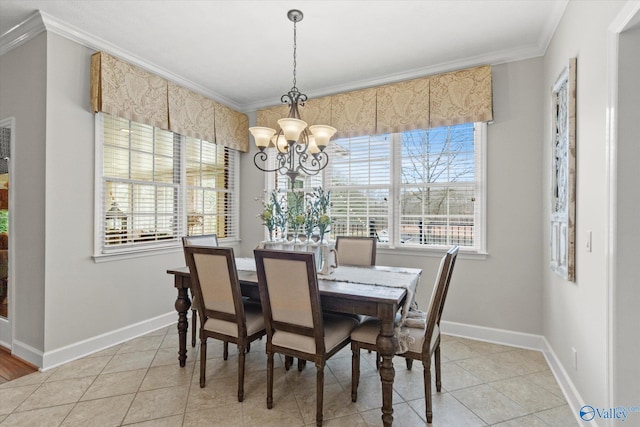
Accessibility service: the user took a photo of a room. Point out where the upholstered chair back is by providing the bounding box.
[334,236,376,267]
[182,233,219,248]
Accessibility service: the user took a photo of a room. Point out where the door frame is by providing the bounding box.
[0,116,14,349]
[606,1,640,418]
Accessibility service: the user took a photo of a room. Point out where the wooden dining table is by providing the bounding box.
[167,261,421,427]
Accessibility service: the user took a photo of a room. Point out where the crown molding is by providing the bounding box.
[0,11,46,56]
[244,43,546,112]
[0,10,242,112]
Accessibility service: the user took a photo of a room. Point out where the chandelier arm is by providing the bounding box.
[253,151,292,174]
[297,151,329,176]
[253,151,278,173]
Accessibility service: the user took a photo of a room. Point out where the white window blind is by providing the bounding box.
[326,134,391,239]
[98,113,238,255]
[185,136,237,238]
[322,123,485,251]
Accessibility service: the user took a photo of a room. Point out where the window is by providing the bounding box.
[273,122,486,252]
[96,113,238,256]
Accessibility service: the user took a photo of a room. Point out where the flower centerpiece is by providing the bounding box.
[258,194,276,241]
[314,187,331,243]
[304,198,318,241]
[287,191,305,241]
[318,214,331,243]
[257,187,331,243]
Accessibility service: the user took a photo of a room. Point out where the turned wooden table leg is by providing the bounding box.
[175,286,191,367]
[377,310,397,427]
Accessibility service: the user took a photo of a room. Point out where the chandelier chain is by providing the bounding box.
[292,18,297,90]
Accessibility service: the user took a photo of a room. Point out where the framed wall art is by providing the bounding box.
[550,57,576,282]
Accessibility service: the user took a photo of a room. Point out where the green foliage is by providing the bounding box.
[0,210,7,234]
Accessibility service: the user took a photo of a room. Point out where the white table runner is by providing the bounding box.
[235,257,421,352]
[235,258,418,297]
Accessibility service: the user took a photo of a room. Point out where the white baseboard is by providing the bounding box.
[11,339,44,369]
[40,312,178,370]
[541,337,591,426]
[440,320,546,351]
[440,320,584,425]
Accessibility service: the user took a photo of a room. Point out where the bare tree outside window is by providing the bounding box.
[399,124,476,246]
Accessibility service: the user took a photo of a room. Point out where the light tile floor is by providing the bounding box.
[0,325,578,426]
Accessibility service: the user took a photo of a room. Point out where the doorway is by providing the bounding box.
[0,118,12,349]
[607,2,640,408]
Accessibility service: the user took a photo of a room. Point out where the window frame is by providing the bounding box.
[266,122,487,256]
[93,113,240,261]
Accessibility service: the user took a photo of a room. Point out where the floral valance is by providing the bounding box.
[429,65,493,128]
[377,77,430,134]
[256,65,493,138]
[90,51,169,130]
[90,52,249,152]
[331,88,377,139]
[215,102,249,153]
[167,82,216,143]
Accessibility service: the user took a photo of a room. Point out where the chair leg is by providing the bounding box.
[376,351,381,370]
[284,355,293,371]
[298,358,306,371]
[247,342,251,353]
[266,352,274,409]
[316,362,325,427]
[405,357,413,370]
[351,342,360,402]
[435,345,442,392]
[424,359,433,424]
[237,343,246,402]
[223,341,229,360]
[191,309,197,348]
[199,338,207,388]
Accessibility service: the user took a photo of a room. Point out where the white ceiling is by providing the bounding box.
[0,0,568,112]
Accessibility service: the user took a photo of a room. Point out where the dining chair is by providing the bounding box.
[335,235,380,361]
[254,249,360,427]
[350,246,458,424]
[182,234,219,348]
[334,236,377,267]
[183,245,266,402]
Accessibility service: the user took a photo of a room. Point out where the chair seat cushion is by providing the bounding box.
[203,302,265,338]
[351,317,439,354]
[272,314,359,354]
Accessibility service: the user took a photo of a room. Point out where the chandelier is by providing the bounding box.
[249,9,336,186]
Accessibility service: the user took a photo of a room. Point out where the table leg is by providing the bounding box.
[175,286,191,367]
[377,314,397,426]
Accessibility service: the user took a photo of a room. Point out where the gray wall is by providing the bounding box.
[0,33,47,358]
[42,33,197,352]
[542,0,627,409]
[0,33,197,365]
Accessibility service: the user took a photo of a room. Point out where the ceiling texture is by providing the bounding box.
[0,0,568,112]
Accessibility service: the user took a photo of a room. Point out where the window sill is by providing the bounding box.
[92,238,242,263]
[377,245,488,261]
[93,244,183,263]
